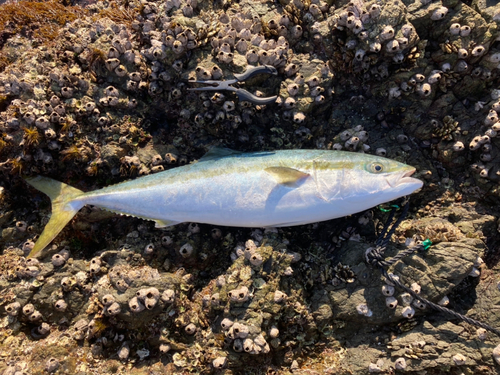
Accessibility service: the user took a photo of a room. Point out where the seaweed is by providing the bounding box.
[7,157,24,175]
[22,126,40,147]
[0,0,85,40]
[86,47,107,76]
[94,3,138,26]
[0,0,86,72]
[60,144,81,162]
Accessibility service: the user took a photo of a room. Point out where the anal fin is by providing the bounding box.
[101,208,180,228]
[154,219,181,228]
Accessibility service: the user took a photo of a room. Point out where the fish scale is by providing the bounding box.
[25,148,423,258]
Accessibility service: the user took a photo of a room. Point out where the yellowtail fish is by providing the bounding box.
[25,148,423,258]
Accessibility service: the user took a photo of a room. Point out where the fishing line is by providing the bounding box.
[365,198,500,337]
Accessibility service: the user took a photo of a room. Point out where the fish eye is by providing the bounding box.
[369,162,384,173]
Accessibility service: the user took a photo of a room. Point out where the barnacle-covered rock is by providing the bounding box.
[1,0,500,373]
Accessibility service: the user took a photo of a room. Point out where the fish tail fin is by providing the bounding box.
[25,176,85,258]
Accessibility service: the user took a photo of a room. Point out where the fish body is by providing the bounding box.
[25,149,423,258]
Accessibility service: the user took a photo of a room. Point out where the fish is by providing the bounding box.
[24,148,423,258]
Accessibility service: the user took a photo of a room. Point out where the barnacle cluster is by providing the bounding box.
[276,60,333,127]
[328,2,420,81]
[395,217,465,244]
[464,93,500,182]
[331,125,370,152]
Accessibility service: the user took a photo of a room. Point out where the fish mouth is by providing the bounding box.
[388,168,423,189]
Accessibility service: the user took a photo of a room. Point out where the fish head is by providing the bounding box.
[312,152,422,211]
[357,156,423,199]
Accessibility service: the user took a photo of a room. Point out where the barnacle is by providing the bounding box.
[432,115,458,140]
[403,341,426,359]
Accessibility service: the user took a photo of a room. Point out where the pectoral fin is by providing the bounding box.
[265,167,309,188]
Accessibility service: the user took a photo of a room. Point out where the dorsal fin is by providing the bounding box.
[198,147,242,162]
[265,167,309,188]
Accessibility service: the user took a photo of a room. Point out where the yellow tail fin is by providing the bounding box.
[25,176,85,258]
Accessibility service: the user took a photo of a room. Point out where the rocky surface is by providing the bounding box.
[1,0,500,373]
